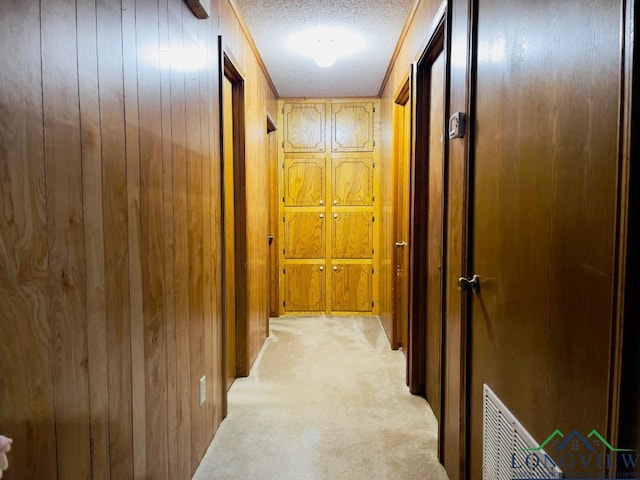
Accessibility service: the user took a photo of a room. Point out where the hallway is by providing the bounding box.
[193,316,448,480]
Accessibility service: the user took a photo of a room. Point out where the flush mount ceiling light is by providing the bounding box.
[287,27,365,68]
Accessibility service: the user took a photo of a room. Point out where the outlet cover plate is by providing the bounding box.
[199,375,206,406]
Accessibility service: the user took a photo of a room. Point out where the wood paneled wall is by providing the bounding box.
[378,0,444,344]
[379,3,637,480]
[0,0,275,478]
[221,0,277,375]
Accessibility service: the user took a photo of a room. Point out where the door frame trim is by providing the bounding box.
[219,37,249,406]
[613,0,639,455]
[407,6,447,399]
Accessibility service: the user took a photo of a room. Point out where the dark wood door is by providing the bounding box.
[425,50,445,420]
[467,1,624,478]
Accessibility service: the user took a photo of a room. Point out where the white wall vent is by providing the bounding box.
[483,384,563,479]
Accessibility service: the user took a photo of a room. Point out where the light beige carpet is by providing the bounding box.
[193,316,449,480]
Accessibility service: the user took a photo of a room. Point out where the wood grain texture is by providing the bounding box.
[268,130,280,317]
[218,4,276,373]
[41,0,92,477]
[284,212,326,258]
[442,1,470,475]
[158,0,178,477]
[279,99,379,315]
[284,157,326,206]
[121,0,148,476]
[468,1,623,478]
[95,0,136,476]
[331,264,373,312]
[284,263,326,311]
[392,95,411,354]
[425,51,445,421]
[284,103,326,152]
[184,8,205,471]
[77,0,110,477]
[167,2,193,477]
[332,212,374,259]
[223,74,237,388]
[332,102,375,152]
[378,91,397,344]
[0,0,240,477]
[331,157,374,206]
[0,1,57,478]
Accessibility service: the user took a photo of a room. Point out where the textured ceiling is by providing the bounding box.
[233,0,414,98]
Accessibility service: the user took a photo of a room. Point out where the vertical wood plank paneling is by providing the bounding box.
[41,0,92,478]
[134,0,169,477]
[184,10,206,472]
[76,0,110,477]
[209,41,225,438]
[199,13,216,444]
[2,0,266,476]
[121,0,147,476]
[0,1,57,478]
[96,0,135,476]
[158,0,178,477]
[167,1,193,477]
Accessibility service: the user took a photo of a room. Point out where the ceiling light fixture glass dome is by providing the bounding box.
[314,39,337,67]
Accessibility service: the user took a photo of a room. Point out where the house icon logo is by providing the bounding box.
[511,429,639,479]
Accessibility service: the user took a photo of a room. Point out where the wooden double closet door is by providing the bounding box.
[277,99,380,314]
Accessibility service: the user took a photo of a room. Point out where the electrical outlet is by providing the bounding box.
[199,375,206,406]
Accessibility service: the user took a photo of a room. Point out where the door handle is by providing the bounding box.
[319,265,324,272]
[395,241,407,248]
[458,275,480,294]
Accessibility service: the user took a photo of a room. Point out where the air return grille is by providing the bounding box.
[483,384,563,479]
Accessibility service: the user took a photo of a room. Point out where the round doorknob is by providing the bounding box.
[333,200,338,205]
[319,265,324,271]
[319,214,324,219]
[319,200,324,205]
[333,213,338,219]
[333,265,338,271]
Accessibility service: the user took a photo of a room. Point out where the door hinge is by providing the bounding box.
[372,162,376,168]
[282,196,285,202]
[373,140,376,147]
[281,142,284,148]
[282,216,285,222]
[372,267,374,274]
[373,106,376,113]
[283,268,286,274]
[372,248,374,255]
[371,301,375,307]
[372,216,375,222]
[283,300,286,307]
[282,248,285,255]
[372,195,375,202]
[281,106,284,114]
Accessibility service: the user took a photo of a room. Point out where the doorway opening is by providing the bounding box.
[392,77,411,359]
[406,3,448,460]
[220,39,248,395]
